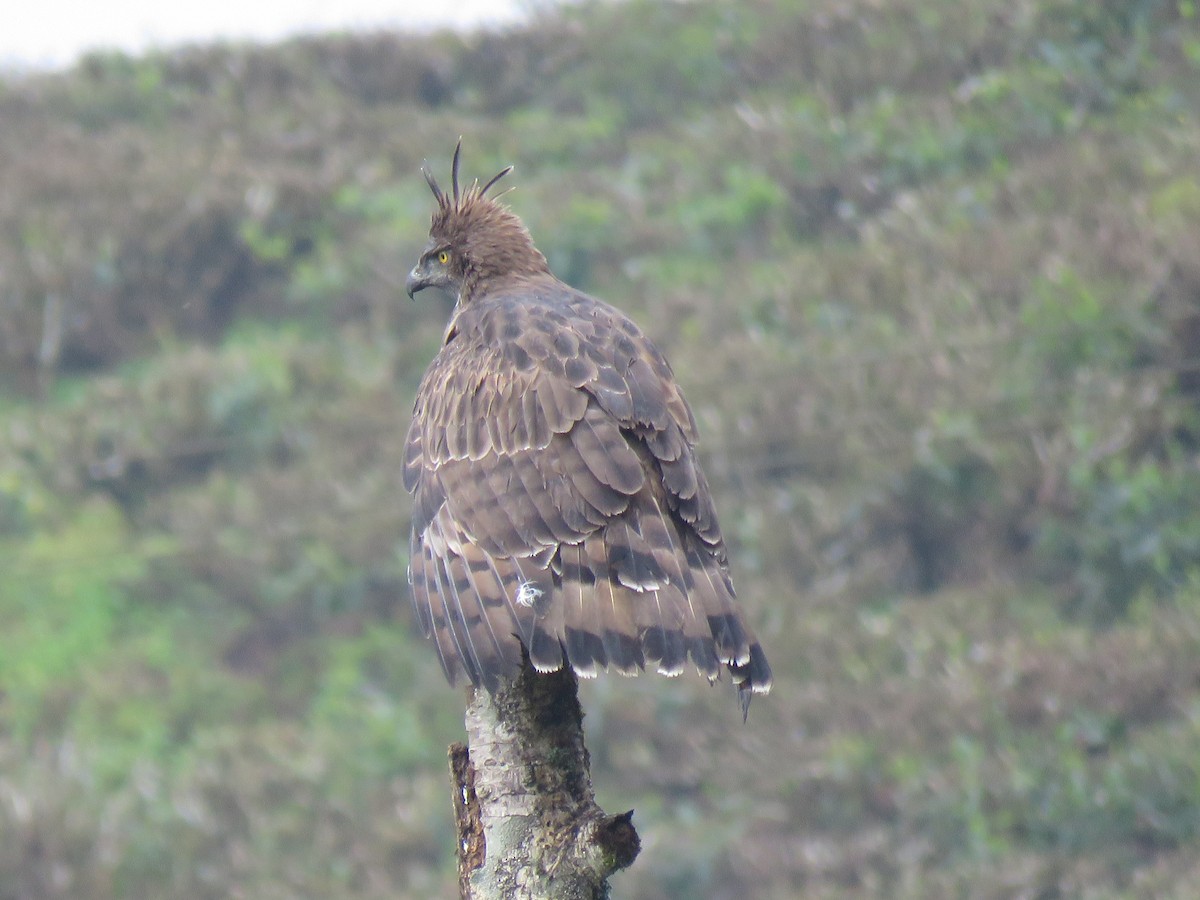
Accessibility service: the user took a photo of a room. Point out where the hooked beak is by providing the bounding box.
[405,267,427,300]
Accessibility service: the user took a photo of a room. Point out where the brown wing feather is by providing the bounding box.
[405,281,772,711]
[564,538,607,678]
[577,530,645,677]
[411,537,460,684]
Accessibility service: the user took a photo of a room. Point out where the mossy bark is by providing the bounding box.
[448,658,640,899]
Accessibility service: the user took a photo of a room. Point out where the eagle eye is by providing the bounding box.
[437,250,450,265]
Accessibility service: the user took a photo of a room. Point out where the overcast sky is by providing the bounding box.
[1,0,527,70]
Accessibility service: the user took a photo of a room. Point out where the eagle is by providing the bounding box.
[403,143,772,717]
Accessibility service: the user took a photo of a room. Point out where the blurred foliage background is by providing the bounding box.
[2,0,1200,896]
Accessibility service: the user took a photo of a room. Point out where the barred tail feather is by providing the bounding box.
[562,540,598,677]
[733,643,774,722]
[430,548,484,688]
[417,540,461,686]
[633,492,720,680]
[408,531,434,639]
[595,525,647,675]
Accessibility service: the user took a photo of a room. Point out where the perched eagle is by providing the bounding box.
[404,144,772,716]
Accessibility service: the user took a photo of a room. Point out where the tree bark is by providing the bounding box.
[448,656,640,899]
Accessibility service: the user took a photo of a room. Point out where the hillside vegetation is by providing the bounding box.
[2,0,1200,896]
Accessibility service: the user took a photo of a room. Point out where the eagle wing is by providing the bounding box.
[404,284,772,710]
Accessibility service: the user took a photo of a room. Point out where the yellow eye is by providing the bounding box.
[437,250,450,265]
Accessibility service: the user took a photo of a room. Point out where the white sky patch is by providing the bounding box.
[1,0,528,71]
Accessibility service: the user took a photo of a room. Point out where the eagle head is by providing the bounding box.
[406,140,550,305]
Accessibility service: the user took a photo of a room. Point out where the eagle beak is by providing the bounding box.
[405,267,426,300]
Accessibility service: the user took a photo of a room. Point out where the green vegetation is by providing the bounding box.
[2,0,1200,896]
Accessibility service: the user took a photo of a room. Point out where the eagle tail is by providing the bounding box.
[573,533,649,678]
[482,549,562,676]
[684,534,774,718]
[563,537,607,678]
[412,538,461,686]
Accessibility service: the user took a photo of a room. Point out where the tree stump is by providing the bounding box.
[448,657,640,899]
